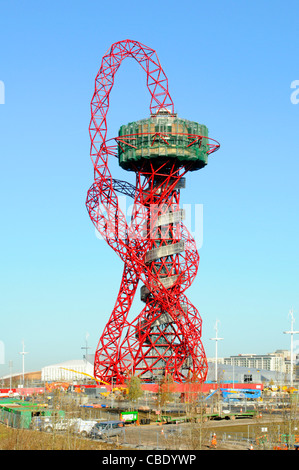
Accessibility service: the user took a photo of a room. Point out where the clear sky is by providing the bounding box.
[0,0,298,375]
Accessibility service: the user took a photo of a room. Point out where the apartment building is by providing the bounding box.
[223,350,290,374]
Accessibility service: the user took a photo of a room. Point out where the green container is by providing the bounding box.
[118,113,209,171]
[0,399,65,429]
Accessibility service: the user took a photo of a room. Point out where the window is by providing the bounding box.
[244,374,252,383]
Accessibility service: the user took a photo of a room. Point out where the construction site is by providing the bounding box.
[0,377,299,450]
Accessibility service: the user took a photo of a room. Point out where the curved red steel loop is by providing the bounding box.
[86,39,209,384]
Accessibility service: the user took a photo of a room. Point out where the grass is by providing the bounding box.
[0,423,128,450]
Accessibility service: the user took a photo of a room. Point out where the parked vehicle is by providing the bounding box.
[72,418,99,437]
[45,419,70,433]
[89,420,124,439]
[37,417,75,433]
[29,415,67,431]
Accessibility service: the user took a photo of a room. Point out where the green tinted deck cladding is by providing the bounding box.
[118,113,209,171]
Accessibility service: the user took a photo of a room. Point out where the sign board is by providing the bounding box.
[120,411,138,422]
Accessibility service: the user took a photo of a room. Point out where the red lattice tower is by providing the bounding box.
[86,40,220,385]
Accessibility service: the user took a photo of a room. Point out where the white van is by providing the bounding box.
[89,420,124,439]
[72,418,99,438]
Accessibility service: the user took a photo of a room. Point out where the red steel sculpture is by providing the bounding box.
[86,40,220,385]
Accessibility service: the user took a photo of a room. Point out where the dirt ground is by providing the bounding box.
[119,414,288,450]
[0,414,287,451]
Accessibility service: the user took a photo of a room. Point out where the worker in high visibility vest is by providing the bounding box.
[210,433,217,449]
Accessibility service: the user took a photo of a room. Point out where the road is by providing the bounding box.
[108,412,289,450]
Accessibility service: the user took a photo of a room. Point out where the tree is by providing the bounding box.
[127,376,143,404]
[157,374,176,409]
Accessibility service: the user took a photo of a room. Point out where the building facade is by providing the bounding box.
[41,359,94,382]
[207,350,299,384]
[223,350,291,374]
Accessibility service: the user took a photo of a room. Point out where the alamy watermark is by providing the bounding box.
[94,196,204,248]
[290,80,299,104]
[0,81,5,104]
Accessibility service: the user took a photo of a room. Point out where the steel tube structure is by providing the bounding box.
[86,40,220,385]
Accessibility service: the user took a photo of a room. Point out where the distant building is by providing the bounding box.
[0,371,41,387]
[41,359,94,382]
[206,349,299,384]
[223,350,292,374]
[206,362,290,384]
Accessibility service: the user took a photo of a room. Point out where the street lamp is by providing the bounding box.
[81,332,91,379]
[209,320,224,384]
[283,308,299,387]
[19,341,28,388]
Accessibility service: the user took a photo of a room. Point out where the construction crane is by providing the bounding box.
[60,367,109,386]
[59,367,127,395]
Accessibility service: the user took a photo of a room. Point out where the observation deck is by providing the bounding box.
[117,110,219,171]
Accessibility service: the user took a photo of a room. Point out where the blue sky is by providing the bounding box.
[0,0,298,375]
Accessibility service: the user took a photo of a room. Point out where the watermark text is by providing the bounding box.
[290,80,299,104]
